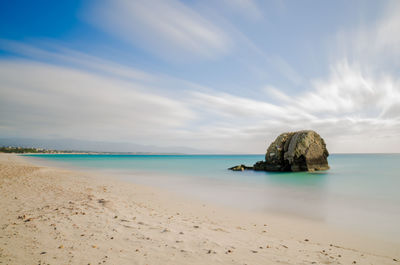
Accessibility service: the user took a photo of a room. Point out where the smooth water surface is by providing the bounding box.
[25,154,400,242]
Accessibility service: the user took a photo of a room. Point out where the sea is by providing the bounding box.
[24,153,400,243]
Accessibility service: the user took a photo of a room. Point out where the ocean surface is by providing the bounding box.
[24,154,400,242]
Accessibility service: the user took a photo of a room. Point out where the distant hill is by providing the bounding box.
[0,138,213,154]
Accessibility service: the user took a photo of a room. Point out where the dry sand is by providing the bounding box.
[0,153,398,265]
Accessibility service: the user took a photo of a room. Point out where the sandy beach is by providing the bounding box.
[0,153,398,265]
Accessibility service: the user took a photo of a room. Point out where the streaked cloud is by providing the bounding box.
[333,1,400,67]
[294,61,400,117]
[86,0,232,61]
[0,39,155,82]
[0,59,195,143]
[219,0,263,20]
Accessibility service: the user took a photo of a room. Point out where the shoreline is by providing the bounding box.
[0,153,398,264]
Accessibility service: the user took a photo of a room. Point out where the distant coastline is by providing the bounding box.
[0,146,185,155]
[2,146,399,156]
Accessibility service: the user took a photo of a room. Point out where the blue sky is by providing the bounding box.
[0,0,399,153]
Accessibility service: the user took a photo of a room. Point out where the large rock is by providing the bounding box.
[258,130,329,172]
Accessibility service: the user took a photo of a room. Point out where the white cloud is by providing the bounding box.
[263,85,291,103]
[85,0,306,88]
[185,59,400,153]
[0,39,156,82]
[375,3,400,55]
[294,61,396,116]
[86,0,232,61]
[333,1,400,68]
[0,60,195,143]
[191,91,286,120]
[364,1,400,58]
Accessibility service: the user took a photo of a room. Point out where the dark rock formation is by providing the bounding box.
[229,130,329,172]
[253,160,267,171]
[228,164,253,171]
[263,130,329,171]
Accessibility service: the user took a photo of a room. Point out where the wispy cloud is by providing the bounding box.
[187,58,400,153]
[219,0,263,20]
[86,0,232,61]
[0,59,195,144]
[333,1,400,68]
[0,39,155,82]
[85,0,305,87]
[294,61,400,117]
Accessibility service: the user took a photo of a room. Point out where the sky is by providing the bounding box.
[0,0,399,153]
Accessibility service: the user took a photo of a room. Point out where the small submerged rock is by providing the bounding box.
[228,164,253,171]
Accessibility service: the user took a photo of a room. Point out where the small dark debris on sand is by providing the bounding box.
[98,199,107,204]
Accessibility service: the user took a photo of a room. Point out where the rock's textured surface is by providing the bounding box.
[253,161,267,171]
[261,130,329,172]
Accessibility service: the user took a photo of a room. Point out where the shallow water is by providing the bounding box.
[25,153,400,242]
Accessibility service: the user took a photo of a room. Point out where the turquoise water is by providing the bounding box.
[24,154,400,242]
